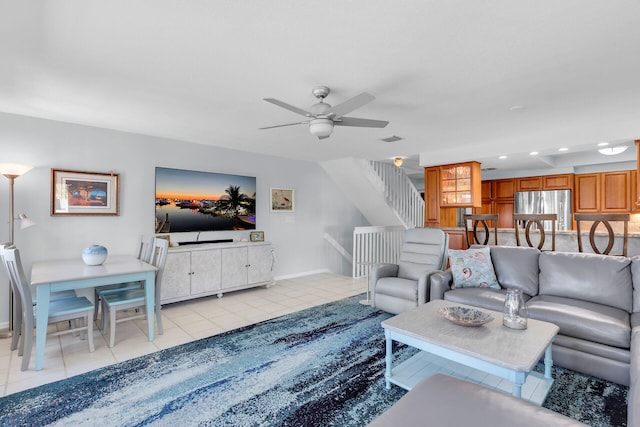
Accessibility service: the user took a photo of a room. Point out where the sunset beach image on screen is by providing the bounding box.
[155,167,256,233]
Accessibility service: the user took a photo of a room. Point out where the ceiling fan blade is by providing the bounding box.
[259,121,307,130]
[263,98,312,117]
[324,92,375,118]
[334,117,389,128]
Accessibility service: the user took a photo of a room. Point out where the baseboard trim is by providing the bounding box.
[274,268,332,281]
[0,323,11,338]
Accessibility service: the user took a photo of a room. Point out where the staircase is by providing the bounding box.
[320,158,425,278]
[319,157,424,229]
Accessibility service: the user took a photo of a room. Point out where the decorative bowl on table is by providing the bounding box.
[82,245,108,266]
[438,306,494,327]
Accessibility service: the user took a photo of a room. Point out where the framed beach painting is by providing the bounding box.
[51,169,120,216]
[270,188,294,212]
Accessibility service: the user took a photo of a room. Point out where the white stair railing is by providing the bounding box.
[366,160,424,228]
[353,226,405,278]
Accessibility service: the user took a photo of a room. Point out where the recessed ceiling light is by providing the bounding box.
[597,142,609,147]
[530,151,539,156]
[558,148,568,152]
[499,155,507,159]
[598,146,628,156]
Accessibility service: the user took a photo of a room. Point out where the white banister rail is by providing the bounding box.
[366,160,424,229]
[353,226,405,278]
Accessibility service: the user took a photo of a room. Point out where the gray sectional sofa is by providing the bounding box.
[428,246,638,426]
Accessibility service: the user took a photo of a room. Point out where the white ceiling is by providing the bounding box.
[1,1,639,177]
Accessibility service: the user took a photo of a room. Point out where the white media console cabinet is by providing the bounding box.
[160,241,275,305]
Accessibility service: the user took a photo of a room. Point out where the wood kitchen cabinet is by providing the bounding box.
[636,140,640,209]
[543,174,574,190]
[479,180,496,214]
[424,162,481,227]
[476,179,515,228]
[575,171,633,213]
[575,174,600,212]
[440,162,482,208]
[517,174,573,191]
[517,176,542,191]
[602,171,632,211]
[424,167,440,227]
[444,229,468,250]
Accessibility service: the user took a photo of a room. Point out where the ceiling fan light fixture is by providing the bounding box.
[263,87,386,140]
[598,146,628,155]
[393,157,404,167]
[309,119,334,139]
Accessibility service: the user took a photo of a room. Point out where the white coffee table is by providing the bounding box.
[381,299,560,405]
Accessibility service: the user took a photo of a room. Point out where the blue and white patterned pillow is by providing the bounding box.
[449,247,500,289]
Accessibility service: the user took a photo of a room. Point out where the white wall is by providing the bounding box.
[0,112,369,325]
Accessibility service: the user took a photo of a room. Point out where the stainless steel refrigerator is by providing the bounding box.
[513,190,572,231]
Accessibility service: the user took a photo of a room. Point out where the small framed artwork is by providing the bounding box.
[51,169,120,216]
[250,231,265,242]
[271,188,294,212]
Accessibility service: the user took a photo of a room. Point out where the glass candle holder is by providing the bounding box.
[503,288,528,330]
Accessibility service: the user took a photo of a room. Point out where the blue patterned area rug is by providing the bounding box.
[0,296,628,426]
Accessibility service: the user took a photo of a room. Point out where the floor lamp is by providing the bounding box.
[0,163,34,337]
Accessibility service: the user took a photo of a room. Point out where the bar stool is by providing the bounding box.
[575,213,629,256]
[463,214,498,247]
[513,213,557,251]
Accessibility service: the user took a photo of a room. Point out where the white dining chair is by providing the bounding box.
[0,243,24,351]
[93,236,155,321]
[101,237,168,347]
[0,244,79,353]
[2,246,95,371]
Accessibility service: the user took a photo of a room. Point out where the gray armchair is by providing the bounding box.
[371,228,449,314]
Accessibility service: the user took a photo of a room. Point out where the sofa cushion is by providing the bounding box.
[449,247,499,289]
[527,295,631,348]
[488,246,540,296]
[538,251,632,313]
[553,335,630,364]
[631,256,640,313]
[444,288,530,313]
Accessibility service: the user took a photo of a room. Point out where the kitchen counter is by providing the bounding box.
[442,227,640,257]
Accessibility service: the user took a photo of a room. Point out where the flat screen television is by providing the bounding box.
[155,167,256,233]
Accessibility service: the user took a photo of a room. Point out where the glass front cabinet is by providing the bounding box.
[440,161,482,208]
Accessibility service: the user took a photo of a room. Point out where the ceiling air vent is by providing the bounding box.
[380,135,403,143]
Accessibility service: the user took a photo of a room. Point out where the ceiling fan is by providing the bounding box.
[260,86,389,140]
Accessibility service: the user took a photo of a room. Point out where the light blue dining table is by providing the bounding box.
[30,255,158,370]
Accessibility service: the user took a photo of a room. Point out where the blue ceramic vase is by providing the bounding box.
[82,245,108,266]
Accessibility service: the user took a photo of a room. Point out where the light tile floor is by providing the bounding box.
[0,273,366,397]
